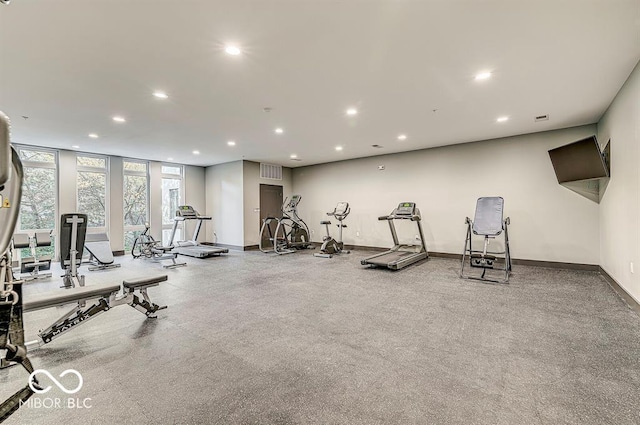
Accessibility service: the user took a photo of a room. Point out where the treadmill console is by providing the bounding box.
[176,205,198,218]
[395,202,416,216]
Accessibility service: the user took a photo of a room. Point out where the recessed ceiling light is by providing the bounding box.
[167,157,173,161]
[192,150,200,155]
[227,141,236,146]
[88,133,99,139]
[346,108,358,116]
[71,145,80,149]
[497,116,509,123]
[112,116,126,123]
[225,45,241,55]
[153,91,168,99]
[275,128,284,134]
[290,154,297,159]
[397,134,407,141]
[335,146,343,151]
[475,71,492,80]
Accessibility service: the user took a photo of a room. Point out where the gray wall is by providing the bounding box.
[292,125,600,265]
[597,60,640,303]
[204,160,244,247]
[242,161,293,247]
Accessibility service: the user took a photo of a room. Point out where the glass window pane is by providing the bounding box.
[124,175,148,226]
[162,228,181,246]
[124,230,143,253]
[78,171,106,227]
[19,149,55,163]
[124,161,147,172]
[162,178,181,225]
[20,167,56,230]
[77,156,106,168]
[161,165,181,175]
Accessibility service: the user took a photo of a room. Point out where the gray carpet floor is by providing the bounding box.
[1,250,639,425]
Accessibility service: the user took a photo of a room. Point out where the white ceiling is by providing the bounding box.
[1,0,638,168]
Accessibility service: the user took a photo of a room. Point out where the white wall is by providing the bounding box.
[57,150,77,224]
[597,61,640,302]
[184,165,206,242]
[293,125,600,264]
[242,161,293,247]
[204,161,244,247]
[148,161,163,242]
[108,156,124,250]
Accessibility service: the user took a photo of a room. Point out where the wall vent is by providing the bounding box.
[535,114,549,122]
[260,163,283,180]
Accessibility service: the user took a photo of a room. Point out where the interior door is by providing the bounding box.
[259,184,283,246]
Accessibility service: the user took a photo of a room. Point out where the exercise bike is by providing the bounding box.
[132,223,186,268]
[314,202,351,258]
[259,195,313,255]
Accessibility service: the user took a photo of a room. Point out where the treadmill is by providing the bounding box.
[169,205,229,258]
[360,202,428,270]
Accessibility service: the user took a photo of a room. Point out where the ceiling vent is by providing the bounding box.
[535,114,549,122]
[260,163,282,180]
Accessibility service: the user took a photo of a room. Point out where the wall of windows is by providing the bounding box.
[77,155,108,230]
[11,145,202,257]
[123,160,149,252]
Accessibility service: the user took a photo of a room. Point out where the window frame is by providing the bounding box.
[76,153,110,233]
[14,145,59,259]
[161,164,185,245]
[123,159,150,252]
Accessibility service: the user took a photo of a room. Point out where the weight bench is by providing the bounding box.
[12,232,52,281]
[22,275,167,350]
[460,197,512,283]
[84,232,121,271]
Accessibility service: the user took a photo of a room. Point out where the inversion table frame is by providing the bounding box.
[460,197,512,283]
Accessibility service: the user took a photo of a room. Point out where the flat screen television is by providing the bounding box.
[548,136,609,184]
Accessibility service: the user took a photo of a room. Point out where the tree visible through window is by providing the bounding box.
[18,149,56,231]
[77,155,107,227]
[17,148,57,259]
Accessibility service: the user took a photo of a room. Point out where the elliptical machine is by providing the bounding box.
[314,202,350,258]
[259,195,312,254]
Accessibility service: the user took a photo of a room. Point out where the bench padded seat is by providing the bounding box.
[24,283,121,312]
[123,275,167,289]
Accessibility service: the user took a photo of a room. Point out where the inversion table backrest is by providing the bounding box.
[472,197,504,236]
